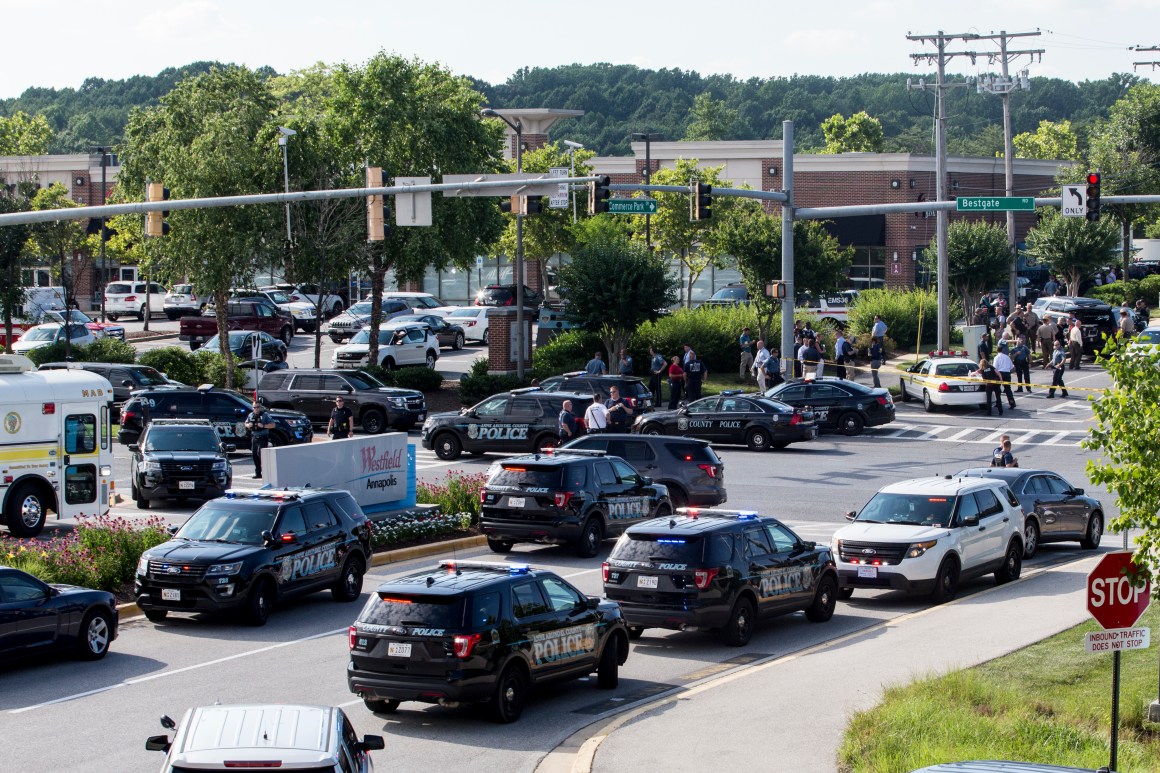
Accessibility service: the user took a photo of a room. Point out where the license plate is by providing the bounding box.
[387,642,412,658]
[161,588,181,601]
[507,497,525,508]
[178,480,195,490]
[857,566,878,579]
[636,575,659,589]
[961,384,979,392]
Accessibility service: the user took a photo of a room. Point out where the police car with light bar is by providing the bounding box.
[603,509,839,646]
[897,351,985,413]
[135,488,372,626]
[347,560,629,723]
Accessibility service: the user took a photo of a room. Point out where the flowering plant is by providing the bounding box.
[369,509,472,549]
[415,472,488,525]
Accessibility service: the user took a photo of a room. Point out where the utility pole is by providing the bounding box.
[1132,44,1160,71]
[780,121,795,381]
[975,31,1043,313]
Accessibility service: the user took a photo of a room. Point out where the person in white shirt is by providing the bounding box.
[583,397,608,434]
[992,344,1016,410]
[752,340,771,391]
[871,315,887,341]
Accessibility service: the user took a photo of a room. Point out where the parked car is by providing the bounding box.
[258,368,427,433]
[325,299,412,343]
[38,361,179,420]
[179,297,294,350]
[475,284,544,308]
[41,309,125,341]
[391,313,466,350]
[702,283,750,307]
[163,283,206,319]
[0,565,118,661]
[381,291,446,311]
[202,330,287,362]
[1030,295,1117,355]
[331,323,439,370]
[444,305,497,344]
[540,372,656,412]
[128,418,232,508]
[764,377,895,435]
[117,385,314,447]
[268,282,344,317]
[635,393,817,452]
[104,280,166,321]
[11,322,96,353]
[897,352,983,413]
[256,287,321,332]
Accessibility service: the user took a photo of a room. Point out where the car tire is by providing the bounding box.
[166,312,178,321]
[381,357,395,372]
[576,516,604,558]
[364,698,399,714]
[453,332,464,351]
[331,555,365,602]
[277,326,292,345]
[722,596,755,647]
[77,609,114,660]
[361,409,386,435]
[1023,518,1040,559]
[837,412,865,436]
[838,587,854,600]
[745,428,771,452]
[640,423,663,436]
[922,390,936,413]
[189,341,202,352]
[627,625,645,640]
[665,486,688,510]
[138,304,147,321]
[482,328,490,345]
[596,635,622,689]
[930,557,960,604]
[5,482,48,538]
[329,334,343,344]
[533,434,558,453]
[433,432,462,461]
[272,350,285,363]
[133,481,149,510]
[330,302,344,317]
[996,539,1023,584]
[805,574,838,623]
[1081,511,1103,549]
[107,314,119,322]
[425,350,437,369]
[245,579,274,626]
[489,663,528,724]
[487,537,514,553]
[144,609,168,623]
[899,379,910,402]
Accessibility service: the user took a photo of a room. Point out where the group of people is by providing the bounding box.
[557,385,636,439]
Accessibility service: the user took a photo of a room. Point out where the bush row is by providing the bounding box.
[360,363,445,392]
[846,288,953,350]
[24,337,137,367]
[1086,276,1160,307]
[369,510,472,549]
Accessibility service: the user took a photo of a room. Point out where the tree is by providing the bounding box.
[1024,208,1120,296]
[325,53,504,366]
[1012,119,1080,161]
[119,65,282,387]
[684,92,737,141]
[23,183,89,304]
[0,194,31,350]
[0,111,52,155]
[924,220,1011,316]
[820,112,884,153]
[558,222,676,363]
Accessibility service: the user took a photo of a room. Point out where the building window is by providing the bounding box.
[845,247,887,290]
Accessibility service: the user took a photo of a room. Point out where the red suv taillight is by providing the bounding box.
[348,625,358,650]
[480,490,488,503]
[601,562,610,582]
[122,409,138,423]
[124,295,137,302]
[453,633,482,658]
[693,568,719,589]
[697,463,718,479]
[938,382,951,393]
[554,491,574,508]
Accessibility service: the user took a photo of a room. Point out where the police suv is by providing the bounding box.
[421,387,593,461]
[480,448,672,557]
[347,560,630,723]
[135,488,372,626]
[603,509,839,646]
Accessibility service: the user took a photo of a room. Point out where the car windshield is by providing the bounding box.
[754,397,791,413]
[265,291,293,304]
[173,284,193,294]
[448,309,481,319]
[175,503,276,545]
[359,593,466,628]
[488,465,563,489]
[106,283,132,294]
[204,333,248,350]
[346,371,385,389]
[349,302,373,316]
[144,428,221,452]
[24,326,58,341]
[131,367,172,387]
[45,309,91,324]
[855,492,958,527]
[1139,330,1160,344]
[710,287,747,301]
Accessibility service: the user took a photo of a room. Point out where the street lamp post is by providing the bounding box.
[96,147,111,322]
[563,140,583,223]
[277,127,296,284]
[631,132,661,250]
[481,108,527,380]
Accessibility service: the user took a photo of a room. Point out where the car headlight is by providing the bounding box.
[137,555,149,576]
[288,417,310,427]
[212,459,228,471]
[906,540,938,559]
[206,562,242,575]
[143,460,162,472]
[388,396,408,407]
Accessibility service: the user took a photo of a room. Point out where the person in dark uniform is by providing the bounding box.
[604,386,633,432]
[327,396,354,440]
[558,399,579,441]
[244,400,274,478]
[684,352,706,401]
[972,356,1003,416]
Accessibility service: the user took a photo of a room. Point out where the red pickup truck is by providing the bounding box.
[179,297,295,351]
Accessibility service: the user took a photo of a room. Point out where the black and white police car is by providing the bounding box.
[634,391,817,451]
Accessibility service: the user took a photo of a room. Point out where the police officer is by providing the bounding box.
[559,399,579,441]
[327,396,354,440]
[244,400,274,478]
[604,386,633,432]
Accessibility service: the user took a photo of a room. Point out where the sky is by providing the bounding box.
[2,0,1158,98]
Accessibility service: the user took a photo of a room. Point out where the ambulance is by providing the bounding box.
[0,354,115,537]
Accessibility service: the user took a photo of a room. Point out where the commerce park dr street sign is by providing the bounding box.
[955,196,1036,212]
[607,198,658,214]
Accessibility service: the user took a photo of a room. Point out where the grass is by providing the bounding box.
[838,605,1160,772]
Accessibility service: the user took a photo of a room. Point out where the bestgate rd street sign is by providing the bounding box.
[607,198,658,215]
[955,196,1036,212]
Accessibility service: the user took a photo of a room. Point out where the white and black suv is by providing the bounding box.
[832,476,1025,603]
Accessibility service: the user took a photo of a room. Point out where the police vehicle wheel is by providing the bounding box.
[576,517,603,558]
[666,486,687,510]
[1023,518,1040,559]
[361,409,386,435]
[898,379,910,402]
[77,609,113,660]
[453,332,465,351]
[922,390,936,413]
[1082,512,1103,549]
[425,351,437,369]
[805,575,838,623]
[245,580,274,626]
[995,540,1023,585]
[640,423,663,436]
[144,609,168,623]
[332,556,365,602]
[433,432,462,461]
[489,664,528,724]
[364,698,399,714]
[627,625,645,640]
[930,557,960,604]
[654,502,673,520]
[837,412,865,436]
[487,538,514,554]
[745,428,770,452]
[280,326,293,345]
[838,587,854,601]
[722,596,755,647]
[596,634,622,689]
[5,483,47,538]
[533,434,557,453]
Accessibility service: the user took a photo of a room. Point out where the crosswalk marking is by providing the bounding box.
[866,422,1085,447]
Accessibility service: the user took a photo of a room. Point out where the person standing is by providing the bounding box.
[327,396,354,440]
[585,351,607,375]
[1119,308,1135,339]
[1023,306,1041,354]
[685,352,706,401]
[649,346,665,406]
[765,347,785,388]
[753,339,771,392]
[869,336,884,389]
[1047,339,1069,398]
[583,395,608,433]
[617,349,633,376]
[1011,335,1032,394]
[799,337,823,380]
[604,386,633,433]
[244,400,274,478]
[834,331,849,380]
[667,355,685,409]
[871,315,887,342]
[1038,318,1057,368]
[558,399,578,441]
[738,327,754,383]
[682,343,695,366]
[1043,275,1059,297]
[977,327,993,363]
[1107,266,1118,283]
[1067,321,1084,370]
[993,343,1016,410]
[972,357,1003,416]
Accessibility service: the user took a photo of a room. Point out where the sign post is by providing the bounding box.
[1086,552,1152,772]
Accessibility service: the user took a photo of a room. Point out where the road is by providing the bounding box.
[4,344,1118,772]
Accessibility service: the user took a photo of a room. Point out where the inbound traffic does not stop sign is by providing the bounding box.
[1088,552,1152,630]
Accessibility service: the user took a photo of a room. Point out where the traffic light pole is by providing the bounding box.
[781,121,795,381]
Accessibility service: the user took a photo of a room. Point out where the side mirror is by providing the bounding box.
[128,444,140,453]
[586,597,600,610]
[1072,487,1085,496]
[145,735,171,753]
[343,385,353,394]
[166,524,179,535]
[963,515,980,527]
[161,715,176,730]
[225,444,237,453]
[844,510,857,521]
[121,380,133,387]
[261,530,274,546]
[279,532,299,545]
[360,735,386,752]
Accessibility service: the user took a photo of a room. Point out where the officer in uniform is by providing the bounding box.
[244,400,274,478]
[328,396,354,440]
[604,386,633,433]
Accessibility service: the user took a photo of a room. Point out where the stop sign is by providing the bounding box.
[1088,552,1152,630]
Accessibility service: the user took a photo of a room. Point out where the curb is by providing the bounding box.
[115,534,488,621]
[126,332,179,343]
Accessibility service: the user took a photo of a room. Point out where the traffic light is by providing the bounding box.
[145,182,170,237]
[366,166,389,241]
[691,181,712,221]
[588,175,611,214]
[1086,171,1102,222]
[500,197,514,214]
[524,196,544,215]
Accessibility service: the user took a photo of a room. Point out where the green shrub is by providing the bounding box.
[632,305,762,375]
[1087,280,1138,306]
[24,342,70,366]
[532,329,604,377]
[392,367,445,392]
[847,288,953,349]
[1137,274,1160,304]
[138,346,204,385]
[23,335,137,367]
[458,356,528,405]
[360,364,397,386]
[194,350,245,389]
[415,471,489,526]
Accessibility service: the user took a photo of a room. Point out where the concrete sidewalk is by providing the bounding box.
[589,554,1099,772]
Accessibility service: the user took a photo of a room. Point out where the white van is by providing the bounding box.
[104,280,165,320]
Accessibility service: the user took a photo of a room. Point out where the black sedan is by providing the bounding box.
[203,330,287,362]
[764,377,895,436]
[633,391,817,451]
[391,314,466,350]
[955,468,1106,558]
[0,566,118,662]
